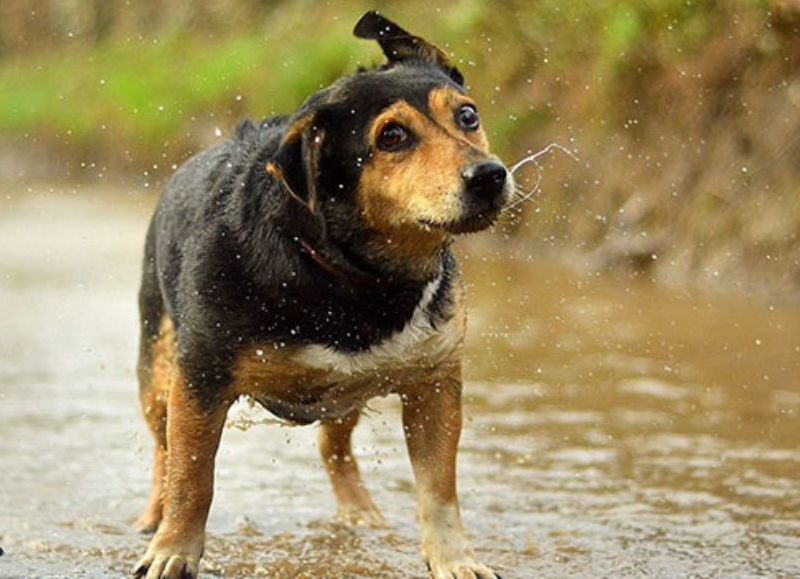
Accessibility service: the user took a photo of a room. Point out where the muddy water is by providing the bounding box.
[0,186,799,578]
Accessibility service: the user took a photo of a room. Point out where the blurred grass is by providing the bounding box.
[0,4,364,151]
[0,0,772,160]
[0,0,798,298]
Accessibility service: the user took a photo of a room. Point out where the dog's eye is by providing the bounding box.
[456,105,480,131]
[377,124,411,151]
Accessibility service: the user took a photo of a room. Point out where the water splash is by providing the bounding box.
[505,144,580,212]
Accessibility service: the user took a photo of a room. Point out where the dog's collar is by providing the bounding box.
[298,238,382,287]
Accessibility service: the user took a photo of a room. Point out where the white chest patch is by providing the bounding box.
[291,273,461,376]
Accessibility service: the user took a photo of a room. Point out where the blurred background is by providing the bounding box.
[1,1,799,577]
[1,0,799,296]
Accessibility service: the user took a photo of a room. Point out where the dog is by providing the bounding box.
[132,11,511,579]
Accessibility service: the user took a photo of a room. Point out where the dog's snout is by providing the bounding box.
[462,161,507,198]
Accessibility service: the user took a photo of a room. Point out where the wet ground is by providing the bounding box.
[1,185,799,578]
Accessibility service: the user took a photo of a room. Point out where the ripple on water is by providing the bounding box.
[2,192,800,576]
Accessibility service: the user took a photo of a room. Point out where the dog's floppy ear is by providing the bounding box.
[267,114,324,211]
[353,11,464,86]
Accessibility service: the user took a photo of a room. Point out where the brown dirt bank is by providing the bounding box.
[1,2,799,300]
[499,7,800,301]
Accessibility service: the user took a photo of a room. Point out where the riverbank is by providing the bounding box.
[1,1,798,299]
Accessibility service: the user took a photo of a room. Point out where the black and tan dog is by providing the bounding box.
[133,11,511,579]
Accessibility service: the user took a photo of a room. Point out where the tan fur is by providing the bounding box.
[142,317,175,414]
[400,356,462,503]
[356,88,493,266]
[134,366,232,579]
[264,162,286,185]
[135,316,176,532]
[279,113,315,144]
[160,373,229,533]
[230,339,460,424]
[398,356,495,577]
[318,411,386,526]
[232,345,329,395]
[427,87,490,150]
[230,346,344,421]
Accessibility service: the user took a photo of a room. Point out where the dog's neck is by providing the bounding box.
[298,230,447,288]
[357,231,448,283]
[296,237,382,287]
[264,183,449,287]
[314,212,450,285]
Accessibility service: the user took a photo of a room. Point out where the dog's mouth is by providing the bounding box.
[418,207,501,234]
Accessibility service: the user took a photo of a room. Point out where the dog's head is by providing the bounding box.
[268,12,512,271]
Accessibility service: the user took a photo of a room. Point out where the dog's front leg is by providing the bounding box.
[133,372,230,579]
[401,364,497,579]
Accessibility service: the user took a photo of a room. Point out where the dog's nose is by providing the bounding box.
[462,161,507,198]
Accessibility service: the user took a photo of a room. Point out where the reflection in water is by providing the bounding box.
[0,188,798,577]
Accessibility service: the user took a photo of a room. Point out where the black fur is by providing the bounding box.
[353,11,465,86]
[139,63,463,406]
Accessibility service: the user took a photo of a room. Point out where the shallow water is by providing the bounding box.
[0,186,798,578]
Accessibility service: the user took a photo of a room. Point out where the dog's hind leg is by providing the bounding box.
[318,410,386,527]
[134,314,174,533]
[135,226,171,534]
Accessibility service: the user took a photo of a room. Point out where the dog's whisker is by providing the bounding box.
[503,170,544,212]
[502,143,579,213]
[510,185,530,198]
[509,143,579,174]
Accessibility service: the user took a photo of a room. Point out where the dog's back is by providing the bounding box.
[138,116,286,337]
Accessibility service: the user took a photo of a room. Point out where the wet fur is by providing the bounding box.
[133,11,506,579]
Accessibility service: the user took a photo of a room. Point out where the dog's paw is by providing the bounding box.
[132,551,199,579]
[425,557,498,579]
[132,534,203,579]
[422,538,498,579]
[337,503,388,528]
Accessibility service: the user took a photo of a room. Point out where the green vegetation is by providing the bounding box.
[0,0,798,297]
[0,1,774,159]
[0,5,364,152]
